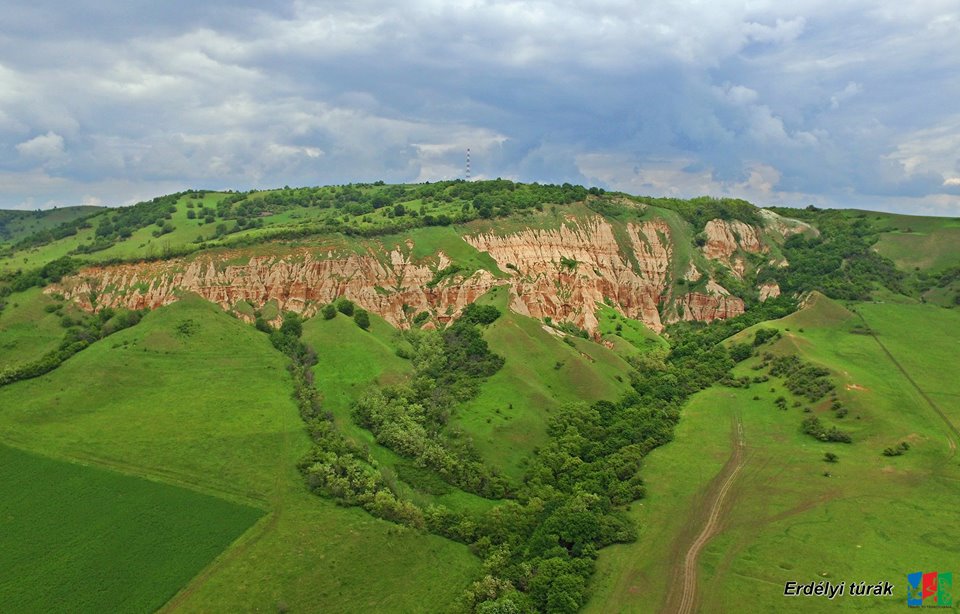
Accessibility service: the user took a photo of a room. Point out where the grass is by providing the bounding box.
[0,443,261,614]
[875,228,960,272]
[868,212,960,272]
[391,225,506,277]
[588,295,960,612]
[0,206,102,246]
[856,302,960,426]
[0,296,479,612]
[596,302,668,353]
[453,287,634,481]
[302,309,500,514]
[0,287,68,368]
[303,309,411,449]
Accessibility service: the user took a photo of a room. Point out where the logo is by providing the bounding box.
[907,572,952,607]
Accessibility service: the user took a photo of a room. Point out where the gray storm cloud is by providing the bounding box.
[0,0,958,215]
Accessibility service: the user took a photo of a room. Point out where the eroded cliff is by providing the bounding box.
[50,213,799,334]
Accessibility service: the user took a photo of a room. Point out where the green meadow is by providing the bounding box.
[0,296,479,612]
[870,212,960,272]
[453,287,634,481]
[587,295,960,613]
[0,443,261,614]
[0,287,68,369]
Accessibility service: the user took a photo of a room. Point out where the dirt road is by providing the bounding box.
[664,414,746,614]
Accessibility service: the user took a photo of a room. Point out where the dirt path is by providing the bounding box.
[664,414,746,614]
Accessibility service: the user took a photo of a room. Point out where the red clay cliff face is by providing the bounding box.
[55,249,500,328]
[675,280,744,322]
[464,217,673,331]
[52,215,750,333]
[701,219,767,278]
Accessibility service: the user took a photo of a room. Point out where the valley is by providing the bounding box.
[1,182,957,612]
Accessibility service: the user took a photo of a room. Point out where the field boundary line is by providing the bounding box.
[157,510,281,614]
[0,437,270,509]
[854,309,960,453]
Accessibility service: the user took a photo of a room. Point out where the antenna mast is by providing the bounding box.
[466,148,471,181]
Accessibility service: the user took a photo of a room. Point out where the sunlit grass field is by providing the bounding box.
[588,295,960,613]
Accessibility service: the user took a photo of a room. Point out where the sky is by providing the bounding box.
[1,1,959,215]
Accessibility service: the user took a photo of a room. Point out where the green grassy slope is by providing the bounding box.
[453,287,635,481]
[0,288,67,368]
[869,212,960,272]
[0,206,102,245]
[596,303,668,354]
[0,296,478,613]
[588,296,960,613]
[0,443,261,614]
[302,308,504,514]
[857,303,960,426]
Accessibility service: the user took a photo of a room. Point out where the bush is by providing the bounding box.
[321,303,337,320]
[729,342,753,362]
[459,303,501,326]
[354,309,370,330]
[753,328,781,346]
[882,441,910,456]
[412,311,430,325]
[336,298,355,316]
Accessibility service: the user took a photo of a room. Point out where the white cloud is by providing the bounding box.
[15,131,65,160]
[830,81,863,109]
[743,17,806,44]
[887,116,960,179]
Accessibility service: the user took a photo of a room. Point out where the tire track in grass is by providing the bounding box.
[855,310,959,457]
[664,414,746,614]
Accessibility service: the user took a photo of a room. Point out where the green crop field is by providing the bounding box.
[870,213,960,272]
[856,302,960,425]
[588,295,960,613]
[0,443,261,614]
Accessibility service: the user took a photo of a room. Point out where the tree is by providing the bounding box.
[280,311,303,338]
[337,298,355,316]
[322,303,337,320]
[354,309,370,330]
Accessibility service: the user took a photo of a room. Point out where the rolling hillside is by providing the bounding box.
[1,181,957,613]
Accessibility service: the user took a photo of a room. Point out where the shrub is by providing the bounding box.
[354,309,370,330]
[336,298,355,316]
[321,303,337,320]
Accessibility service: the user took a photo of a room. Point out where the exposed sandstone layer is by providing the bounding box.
[675,280,745,322]
[759,281,782,301]
[52,215,752,333]
[54,249,500,328]
[464,217,672,331]
[701,219,767,278]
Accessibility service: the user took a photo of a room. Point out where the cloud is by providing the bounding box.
[830,81,863,109]
[15,131,65,160]
[0,1,958,214]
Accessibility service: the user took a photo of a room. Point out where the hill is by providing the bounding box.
[1,181,958,612]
